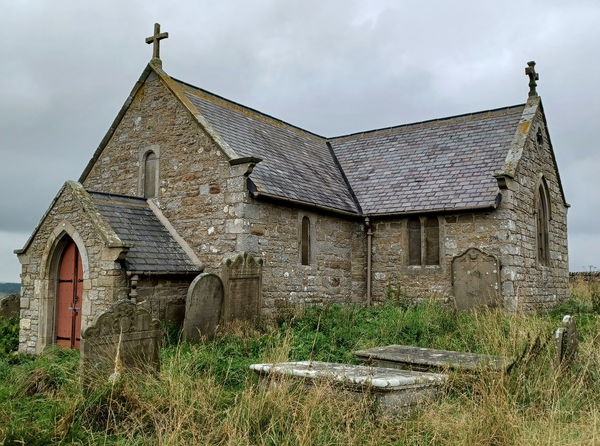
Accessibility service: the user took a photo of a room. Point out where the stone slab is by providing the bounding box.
[354,345,512,372]
[250,361,447,414]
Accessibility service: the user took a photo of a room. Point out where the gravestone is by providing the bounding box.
[250,361,447,416]
[555,314,578,368]
[183,273,224,341]
[80,300,161,384]
[221,252,263,323]
[0,294,20,319]
[451,248,500,310]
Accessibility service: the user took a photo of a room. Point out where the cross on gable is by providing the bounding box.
[146,23,168,61]
[525,61,539,97]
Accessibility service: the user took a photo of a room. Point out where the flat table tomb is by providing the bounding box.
[250,361,447,415]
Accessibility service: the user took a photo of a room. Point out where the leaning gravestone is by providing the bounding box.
[0,293,20,319]
[451,248,501,310]
[80,300,161,385]
[555,314,578,368]
[183,273,224,341]
[221,252,263,323]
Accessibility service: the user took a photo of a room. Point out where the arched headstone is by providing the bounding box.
[80,300,161,385]
[183,273,224,341]
[221,252,263,323]
[451,248,500,310]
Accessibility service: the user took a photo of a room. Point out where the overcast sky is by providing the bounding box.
[0,0,599,282]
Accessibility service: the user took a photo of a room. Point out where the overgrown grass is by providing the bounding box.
[0,283,599,445]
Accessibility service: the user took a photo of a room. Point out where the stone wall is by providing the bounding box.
[136,276,191,324]
[244,200,366,313]
[82,71,367,313]
[506,101,569,309]
[83,72,248,274]
[17,184,129,354]
[370,210,506,304]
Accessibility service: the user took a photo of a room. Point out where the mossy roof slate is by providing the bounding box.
[176,79,524,216]
[89,191,200,273]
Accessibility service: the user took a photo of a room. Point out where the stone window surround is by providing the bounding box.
[297,211,317,267]
[406,215,442,269]
[138,145,161,198]
[534,174,552,268]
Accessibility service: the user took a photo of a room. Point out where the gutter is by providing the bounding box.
[250,190,361,218]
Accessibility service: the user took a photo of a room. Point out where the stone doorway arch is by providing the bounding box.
[37,222,89,352]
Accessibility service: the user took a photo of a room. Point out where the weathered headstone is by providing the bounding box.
[0,293,20,319]
[183,273,224,341]
[221,252,263,323]
[555,314,578,368]
[451,248,500,310]
[250,361,447,415]
[80,300,161,384]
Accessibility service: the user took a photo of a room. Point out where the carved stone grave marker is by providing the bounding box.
[555,315,578,368]
[221,252,263,323]
[80,300,161,385]
[452,248,500,310]
[183,273,224,341]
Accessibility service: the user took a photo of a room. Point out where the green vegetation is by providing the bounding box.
[0,283,598,445]
[0,283,19,297]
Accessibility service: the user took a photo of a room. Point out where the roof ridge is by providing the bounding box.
[173,77,327,140]
[328,103,526,142]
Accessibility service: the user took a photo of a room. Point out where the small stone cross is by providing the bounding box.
[146,23,168,61]
[525,61,539,97]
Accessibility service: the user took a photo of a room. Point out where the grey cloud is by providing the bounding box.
[1,0,599,281]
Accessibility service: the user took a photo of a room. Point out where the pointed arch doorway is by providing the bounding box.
[55,239,84,348]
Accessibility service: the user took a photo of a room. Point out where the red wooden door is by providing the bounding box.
[56,240,83,348]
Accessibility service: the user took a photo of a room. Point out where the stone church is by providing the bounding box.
[16,26,568,353]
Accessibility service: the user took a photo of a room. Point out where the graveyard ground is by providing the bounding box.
[0,282,599,445]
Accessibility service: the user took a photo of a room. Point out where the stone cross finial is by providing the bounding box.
[525,61,539,97]
[145,23,168,62]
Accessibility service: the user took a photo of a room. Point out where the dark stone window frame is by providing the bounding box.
[407,215,441,267]
[298,212,316,267]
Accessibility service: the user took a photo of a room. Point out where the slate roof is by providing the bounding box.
[330,106,525,215]
[89,191,200,273]
[175,78,525,216]
[177,80,359,213]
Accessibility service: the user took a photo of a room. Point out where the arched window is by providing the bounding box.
[536,178,551,265]
[143,151,158,198]
[301,216,311,265]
